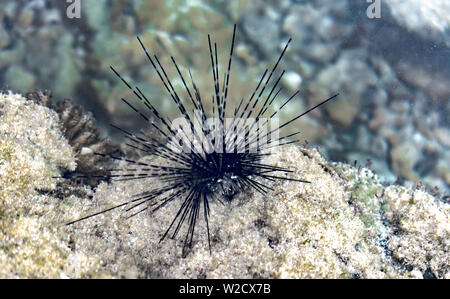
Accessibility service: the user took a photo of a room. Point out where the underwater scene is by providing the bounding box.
[0,0,448,279]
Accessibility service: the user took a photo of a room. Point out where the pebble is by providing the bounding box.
[326,96,359,128]
[390,141,421,182]
[4,65,36,93]
[282,71,302,92]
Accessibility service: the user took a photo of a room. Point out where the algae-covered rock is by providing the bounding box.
[65,148,449,279]
[0,91,448,278]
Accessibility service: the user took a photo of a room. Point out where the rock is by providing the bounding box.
[242,8,280,56]
[390,142,421,182]
[4,66,36,93]
[435,153,450,185]
[383,186,450,278]
[355,126,389,158]
[434,127,450,148]
[282,4,340,64]
[326,96,359,128]
[0,25,11,49]
[0,41,26,69]
[62,145,448,278]
[394,61,450,104]
[282,71,302,92]
[17,7,34,29]
[385,0,450,47]
[0,91,92,278]
[314,49,378,127]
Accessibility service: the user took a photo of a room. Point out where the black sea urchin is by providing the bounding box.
[66,25,338,254]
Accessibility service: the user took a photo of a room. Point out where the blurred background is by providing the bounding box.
[0,0,449,193]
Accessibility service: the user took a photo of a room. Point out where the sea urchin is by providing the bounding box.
[66,25,338,255]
